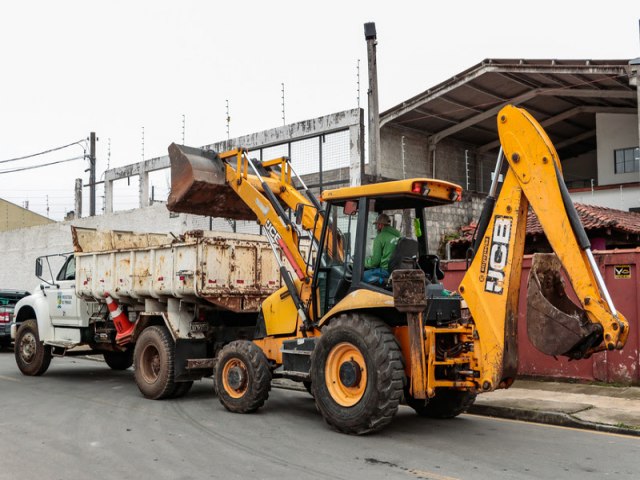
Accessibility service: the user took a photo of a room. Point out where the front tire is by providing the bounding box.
[133,326,175,399]
[405,388,477,418]
[103,349,134,370]
[310,314,404,435]
[14,319,52,376]
[215,340,271,413]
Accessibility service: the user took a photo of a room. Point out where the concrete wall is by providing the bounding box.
[426,192,486,255]
[562,151,598,188]
[380,126,482,192]
[596,113,639,186]
[570,184,640,212]
[0,203,257,292]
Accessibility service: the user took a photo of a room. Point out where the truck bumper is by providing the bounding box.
[9,323,17,340]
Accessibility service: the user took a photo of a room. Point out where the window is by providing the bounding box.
[614,147,639,174]
[56,256,76,281]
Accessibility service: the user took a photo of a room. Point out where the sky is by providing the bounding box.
[1,0,639,220]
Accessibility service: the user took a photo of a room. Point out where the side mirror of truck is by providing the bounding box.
[35,258,43,278]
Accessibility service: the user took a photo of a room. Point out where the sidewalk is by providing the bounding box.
[468,379,640,436]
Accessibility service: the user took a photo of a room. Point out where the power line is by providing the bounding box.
[0,155,85,174]
[0,140,86,165]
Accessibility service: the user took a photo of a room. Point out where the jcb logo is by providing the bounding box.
[484,216,512,294]
[264,220,282,245]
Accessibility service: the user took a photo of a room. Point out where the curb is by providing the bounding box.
[468,404,640,437]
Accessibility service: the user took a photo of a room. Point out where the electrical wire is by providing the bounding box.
[0,155,85,174]
[0,140,86,165]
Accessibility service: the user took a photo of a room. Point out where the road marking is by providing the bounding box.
[0,375,20,383]
[407,469,459,480]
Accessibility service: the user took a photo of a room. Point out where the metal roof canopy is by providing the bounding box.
[380,59,637,159]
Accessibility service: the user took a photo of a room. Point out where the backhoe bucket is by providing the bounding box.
[526,254,602,359]
[166,143,256,220]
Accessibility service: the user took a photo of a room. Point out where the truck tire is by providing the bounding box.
[310,314,404,435]
[14,319,52,376]
[133,326,175,400]
[302,381,313,397]
[215,340,271,413]
[103,349,134,370]
[405,388,477,419]
[169,381,194,399]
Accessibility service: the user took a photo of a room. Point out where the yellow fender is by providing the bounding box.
[318,289,394,327]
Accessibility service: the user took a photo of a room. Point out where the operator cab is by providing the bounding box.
[313,178,462,318]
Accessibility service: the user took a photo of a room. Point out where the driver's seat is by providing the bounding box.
[387,237,419,274]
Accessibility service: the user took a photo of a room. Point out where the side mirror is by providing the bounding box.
[343,201,358,216]
[35,258,43,278]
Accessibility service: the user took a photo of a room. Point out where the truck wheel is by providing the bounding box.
[310,314,404,435]
[103,349,134,370]
[215,340,271,413]
[169,381,194,399]
[405,388,477,418]
[133,326,175,399]
[14,319,52,376]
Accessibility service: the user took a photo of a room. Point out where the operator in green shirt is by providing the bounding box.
[363,213,401,285]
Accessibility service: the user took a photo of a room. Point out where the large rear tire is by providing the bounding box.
[103,349,134,370]
[14,319,52,376]
[310,314,404,435]
[133,326,175,399]
[405,388,477,418]
[215,340,271,413]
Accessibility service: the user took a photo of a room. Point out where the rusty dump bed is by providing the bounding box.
[166,143,256,220]
[73,227,281,312]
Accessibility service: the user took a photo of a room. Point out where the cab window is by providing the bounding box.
[56,256,76,281]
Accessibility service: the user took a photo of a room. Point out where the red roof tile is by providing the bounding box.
[527,203,640,236]
[450,203,640,246]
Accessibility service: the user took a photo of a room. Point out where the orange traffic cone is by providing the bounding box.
[104,292,135,346]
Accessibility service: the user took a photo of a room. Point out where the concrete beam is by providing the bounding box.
[206,109,362,152]
[102,109,364,211]
[104,155,170,182]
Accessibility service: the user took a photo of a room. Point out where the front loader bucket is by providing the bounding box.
[526,254,602,359]
[166,143,256,220]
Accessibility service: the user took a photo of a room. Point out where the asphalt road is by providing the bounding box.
[1,350,639,480]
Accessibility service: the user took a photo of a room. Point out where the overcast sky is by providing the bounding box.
[1,0,639,220]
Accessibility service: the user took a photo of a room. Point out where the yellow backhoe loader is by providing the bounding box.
[167,105,628,434]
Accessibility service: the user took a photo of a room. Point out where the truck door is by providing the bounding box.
[48,256,83,327]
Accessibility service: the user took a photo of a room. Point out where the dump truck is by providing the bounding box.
[13,105,628,434]
[11,228,284,398]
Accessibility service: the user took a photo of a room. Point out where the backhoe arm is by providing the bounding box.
[459,105,628,392]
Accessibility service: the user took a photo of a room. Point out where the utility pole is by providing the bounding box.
[89,132,96,216]
[75,178,82,218]
[365,22,381,181]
